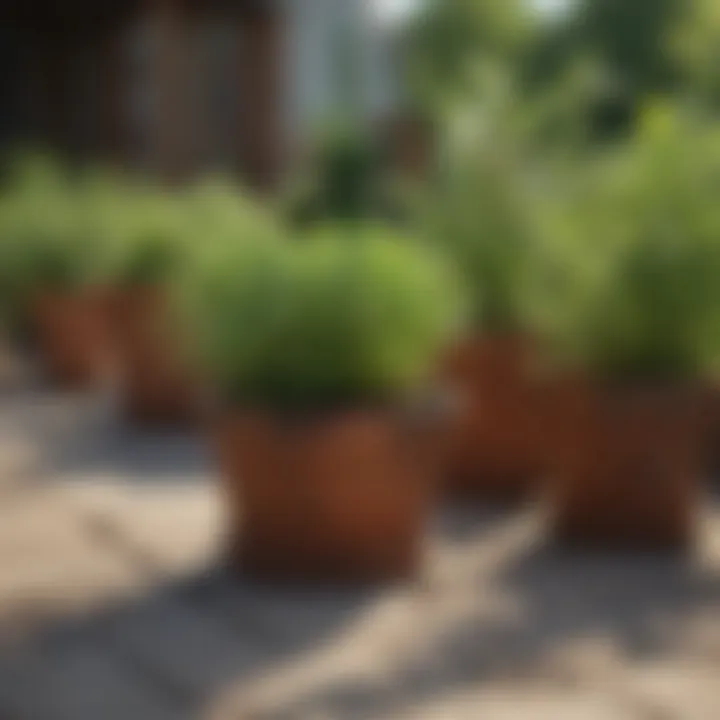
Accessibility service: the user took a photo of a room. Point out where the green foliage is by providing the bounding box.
[670,0,720,106]
[534,106,720,382]
[572,0,681,95]
[0,157,275,335]
[524,0,720,137]
[98,182,186,289]
[183,176,275,231]
[406,0,534,116]
[180,225,465,409]
[182,176,287,251]
[284,122,391,226]
[0,155,102,328]
[417,70,542,332]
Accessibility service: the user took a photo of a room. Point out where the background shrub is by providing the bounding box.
[0,157,102,332]
[533,106,720,381]
[417,78,542,334]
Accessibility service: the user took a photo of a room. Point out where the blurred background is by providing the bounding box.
[1,0,719,183]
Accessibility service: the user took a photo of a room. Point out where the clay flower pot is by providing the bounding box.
[442,334,541,503]
[548,381,704,551]
[701,384,720,475]
[216,408,439,583]
[108,285,199,426]
[32,289,113,388]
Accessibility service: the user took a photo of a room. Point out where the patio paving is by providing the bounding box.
[0,383,718,719]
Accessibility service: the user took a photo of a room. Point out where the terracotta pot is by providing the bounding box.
[32,289,113,388]
[701,384,720,474]
[216,408,439,583]
[108,285,199,426]
[442,334,542,503]
[548,381,703,550]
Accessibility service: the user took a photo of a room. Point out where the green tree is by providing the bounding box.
[572,0,681,96]
[525,0,720,135]
[671,0,720,106]
[405,0,534,117]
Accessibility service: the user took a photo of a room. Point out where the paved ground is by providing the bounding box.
[0,369,719,718]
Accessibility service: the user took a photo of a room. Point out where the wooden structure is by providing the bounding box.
[0,0,284,187]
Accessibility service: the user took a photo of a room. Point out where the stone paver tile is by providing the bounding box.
[0,438,40,496]
[0,490,144,631]
[0,488,92,556]
[223,590,426,719]
[389,688,636,720]
[675,609,720,662]
[0,390,114,450]
[0,639,181,720]
[106,594,265,704]
[620,662,720,720]
[425,508,543,591]
[67,481,224,576]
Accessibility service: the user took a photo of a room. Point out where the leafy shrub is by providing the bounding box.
[419,112,540,332]
[413,65,588,336]
[97,181,185,289]
[182,176,285,244]
[534,106,720,382]
[0,157,101,330]
[180,225,466,409]
[99,174,277,291]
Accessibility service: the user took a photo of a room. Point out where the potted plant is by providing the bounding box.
[538,107,720,550]
[0,157,111,387]
[180,227,464,582]
[420,85,544,503]
[97,180,202,425]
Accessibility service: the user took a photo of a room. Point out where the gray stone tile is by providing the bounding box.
[0,639,180,720]
[106,594,265,703]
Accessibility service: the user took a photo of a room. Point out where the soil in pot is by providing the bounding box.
[442,334,542,504]
[32,289,113,389]
[216,408,439,584]
[548,381,704,551]
[109,285,199,427]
